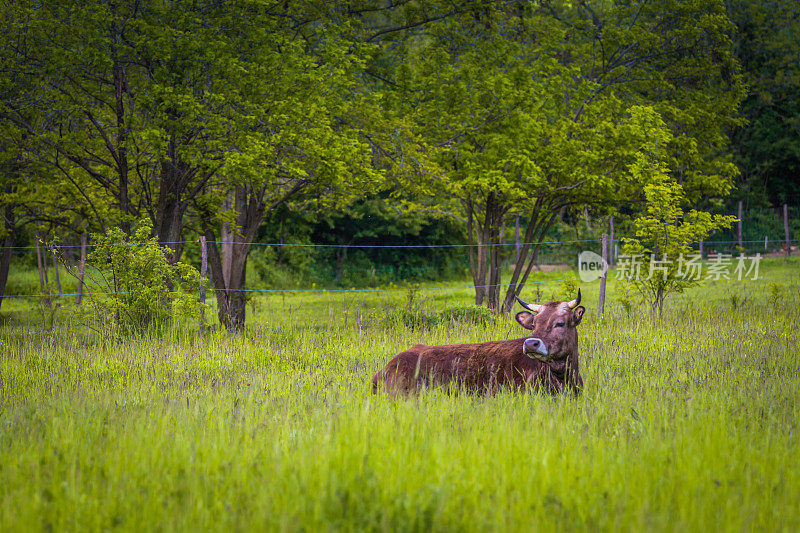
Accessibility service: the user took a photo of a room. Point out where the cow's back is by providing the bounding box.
[372,341,513,393]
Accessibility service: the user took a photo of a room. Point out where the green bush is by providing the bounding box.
[437,304,497,326]
[549,278,580,302]
[81,223,205,334]
[393,302,498,330]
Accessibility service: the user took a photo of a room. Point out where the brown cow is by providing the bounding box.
[371,290,586,395]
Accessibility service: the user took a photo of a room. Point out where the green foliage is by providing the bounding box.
[550,278,580,303]
[372,2,745,311]
[614,281,639,317]
[83,222,203,334]
[250,246,313,291]
[4,0,794,326]
[767,281,785,308]
[396,303,499,330]
[621,116,736,315]
[393,290,497,330]
[728,0,800,207]
[436,304,498,326]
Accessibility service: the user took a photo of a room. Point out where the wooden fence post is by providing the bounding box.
[35,234,50,307]
[35,239,45,292]
[738,200,743,249]
[76,232,87,305]
[609,216,615,266]
[199,236,207,336]
[599,233,608,315]
[51,248,63,298]
[784,204,791,257]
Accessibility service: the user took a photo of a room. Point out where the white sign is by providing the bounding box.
[578,251,608,282]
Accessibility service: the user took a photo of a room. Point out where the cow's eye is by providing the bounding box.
[555,321,565,328]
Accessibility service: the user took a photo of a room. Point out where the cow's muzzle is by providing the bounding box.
[523,337,548,359]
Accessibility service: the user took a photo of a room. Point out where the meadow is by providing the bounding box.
[1,259,798,531]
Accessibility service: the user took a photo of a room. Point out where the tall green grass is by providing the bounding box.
[1,259,798,531]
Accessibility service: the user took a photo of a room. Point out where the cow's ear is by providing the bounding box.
[515,311,536,330]
[572,306,586,325]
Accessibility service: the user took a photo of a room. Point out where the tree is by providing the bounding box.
[620,117,736,315]
[381,0,744,313]
[727,0,800,207]
[2,1,302,259]
[1,2,112,308]
[1,1,387,329]
[190,9,381,331]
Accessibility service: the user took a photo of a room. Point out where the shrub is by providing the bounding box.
[437,304,497,326]
[767,282,785,308]
[614,281,638,317]
[549,278,580,302]
[394,303,498,330]
[81,223,204,334]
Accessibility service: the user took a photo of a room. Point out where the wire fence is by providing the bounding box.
[6,237,799,251]
[4,203,798,302]
[4,276,799,300]
[3,233,800,298]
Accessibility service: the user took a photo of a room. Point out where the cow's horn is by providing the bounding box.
[567,288,582,309]
[516,296,543,314]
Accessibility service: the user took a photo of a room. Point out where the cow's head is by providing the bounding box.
[515,289,585,368]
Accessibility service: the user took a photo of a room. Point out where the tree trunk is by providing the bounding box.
[0,204,13,311]
[465,193,512,312]
[486,213,505,312]
[486,229,501,311]
[335,245,349,282]
[501,211,557,314]
[222,243,250,331]
[112,46,131,236]
[221,190,234,287]
[472,192,496,306]
[0,235,12,312]
[465,199,480,292]
[199,236,207,335]
[499,205,542,312]
[203,231,250,332]
[154,136,192,263]
[201,185,265,332]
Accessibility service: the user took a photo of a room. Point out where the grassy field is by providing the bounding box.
[1,259,799,531]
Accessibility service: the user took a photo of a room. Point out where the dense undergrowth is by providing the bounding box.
[0,259,798,531]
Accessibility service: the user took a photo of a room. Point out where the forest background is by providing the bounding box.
[1,0,798,330]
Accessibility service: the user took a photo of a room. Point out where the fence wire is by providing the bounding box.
[4,275,798,300]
